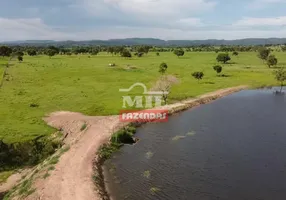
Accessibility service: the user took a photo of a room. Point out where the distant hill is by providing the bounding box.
[2,38,286,47]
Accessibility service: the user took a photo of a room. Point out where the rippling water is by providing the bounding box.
[104,89,286,200]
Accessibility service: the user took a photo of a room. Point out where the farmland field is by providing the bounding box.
[0,52,284,143]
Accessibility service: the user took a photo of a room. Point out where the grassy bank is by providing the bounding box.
[0,51,284,144]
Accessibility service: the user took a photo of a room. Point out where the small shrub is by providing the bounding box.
[80,123,87,131]
[43,173,50,179]
[213,65,222,75]
[17,56,23,62]
[98,143,122,160]
[111,129,134,144]
[29,103,39,108]
[192,72,204,82]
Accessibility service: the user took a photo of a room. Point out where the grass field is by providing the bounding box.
[0,52,284,143]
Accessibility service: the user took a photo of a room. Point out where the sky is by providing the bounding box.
[1,0,286,41]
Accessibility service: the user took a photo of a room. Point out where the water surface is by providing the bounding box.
[104,89,286,200]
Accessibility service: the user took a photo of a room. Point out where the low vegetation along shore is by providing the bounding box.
[0,45,286,199]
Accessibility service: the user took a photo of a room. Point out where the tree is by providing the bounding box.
[173,49,185,57]
[90,48,99,55]
[273,67,286,93]
[192,72,204,82]
[46,49,57,58]
[47,46,60,54]
[257,47,270,61]
[136,52,144,57]
[267,55,278,68]
[152,75,179,105]
[216,53,231,64]
[213,65,222,75]
[233,51,239,56]
[18,56,23,62]
[156,52,160,56]
[0,46,12,57]
[27,49,37,56]
[120,49,132,58]
[159,62,168,75]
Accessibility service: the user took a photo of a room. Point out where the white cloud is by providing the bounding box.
[234,16,286,27]
[0,18,71,41]
[248,0,286,10]
[102,0,216,17]
[175,18,203,27]
[74,0,216,25]
[1,17,286,41]
[71,26,286,40]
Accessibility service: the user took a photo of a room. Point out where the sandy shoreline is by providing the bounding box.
[2,85,247,200]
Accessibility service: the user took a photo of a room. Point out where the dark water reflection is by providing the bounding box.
[104,89,286,200]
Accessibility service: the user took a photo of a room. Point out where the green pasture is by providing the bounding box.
[0,52,284,142]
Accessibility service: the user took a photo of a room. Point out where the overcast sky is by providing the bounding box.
[1,0,286,41]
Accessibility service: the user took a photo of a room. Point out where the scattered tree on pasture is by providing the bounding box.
[192,72,204,82]
[18,56,23,62]
[213,65,222,75]
[46,49,57,58]
[90,48,100,55]
[152,75,179,105]
[27,49,37,56]
[159,62,168,75]
[267,55,278,68]
[136,46,151,55]
[273,67,286,93]
[232,51,239,56]
[107,47,115,55]
[0,46,12,57]
[47,46,60,54]
[216,53,231,64]
[120,49,132,58]
[173,49,185,57]
[156,52,160,56]
[135,52,144,57]
[257,47,270,62]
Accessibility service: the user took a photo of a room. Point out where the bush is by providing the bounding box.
[173,49,185,57]
[267,55,278,68]
[0,136,61,170]
[192,72,204,82]
[111,126,136,144]
[213,65,222,74]
[17,56,23,62]
[216,53,231,63]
